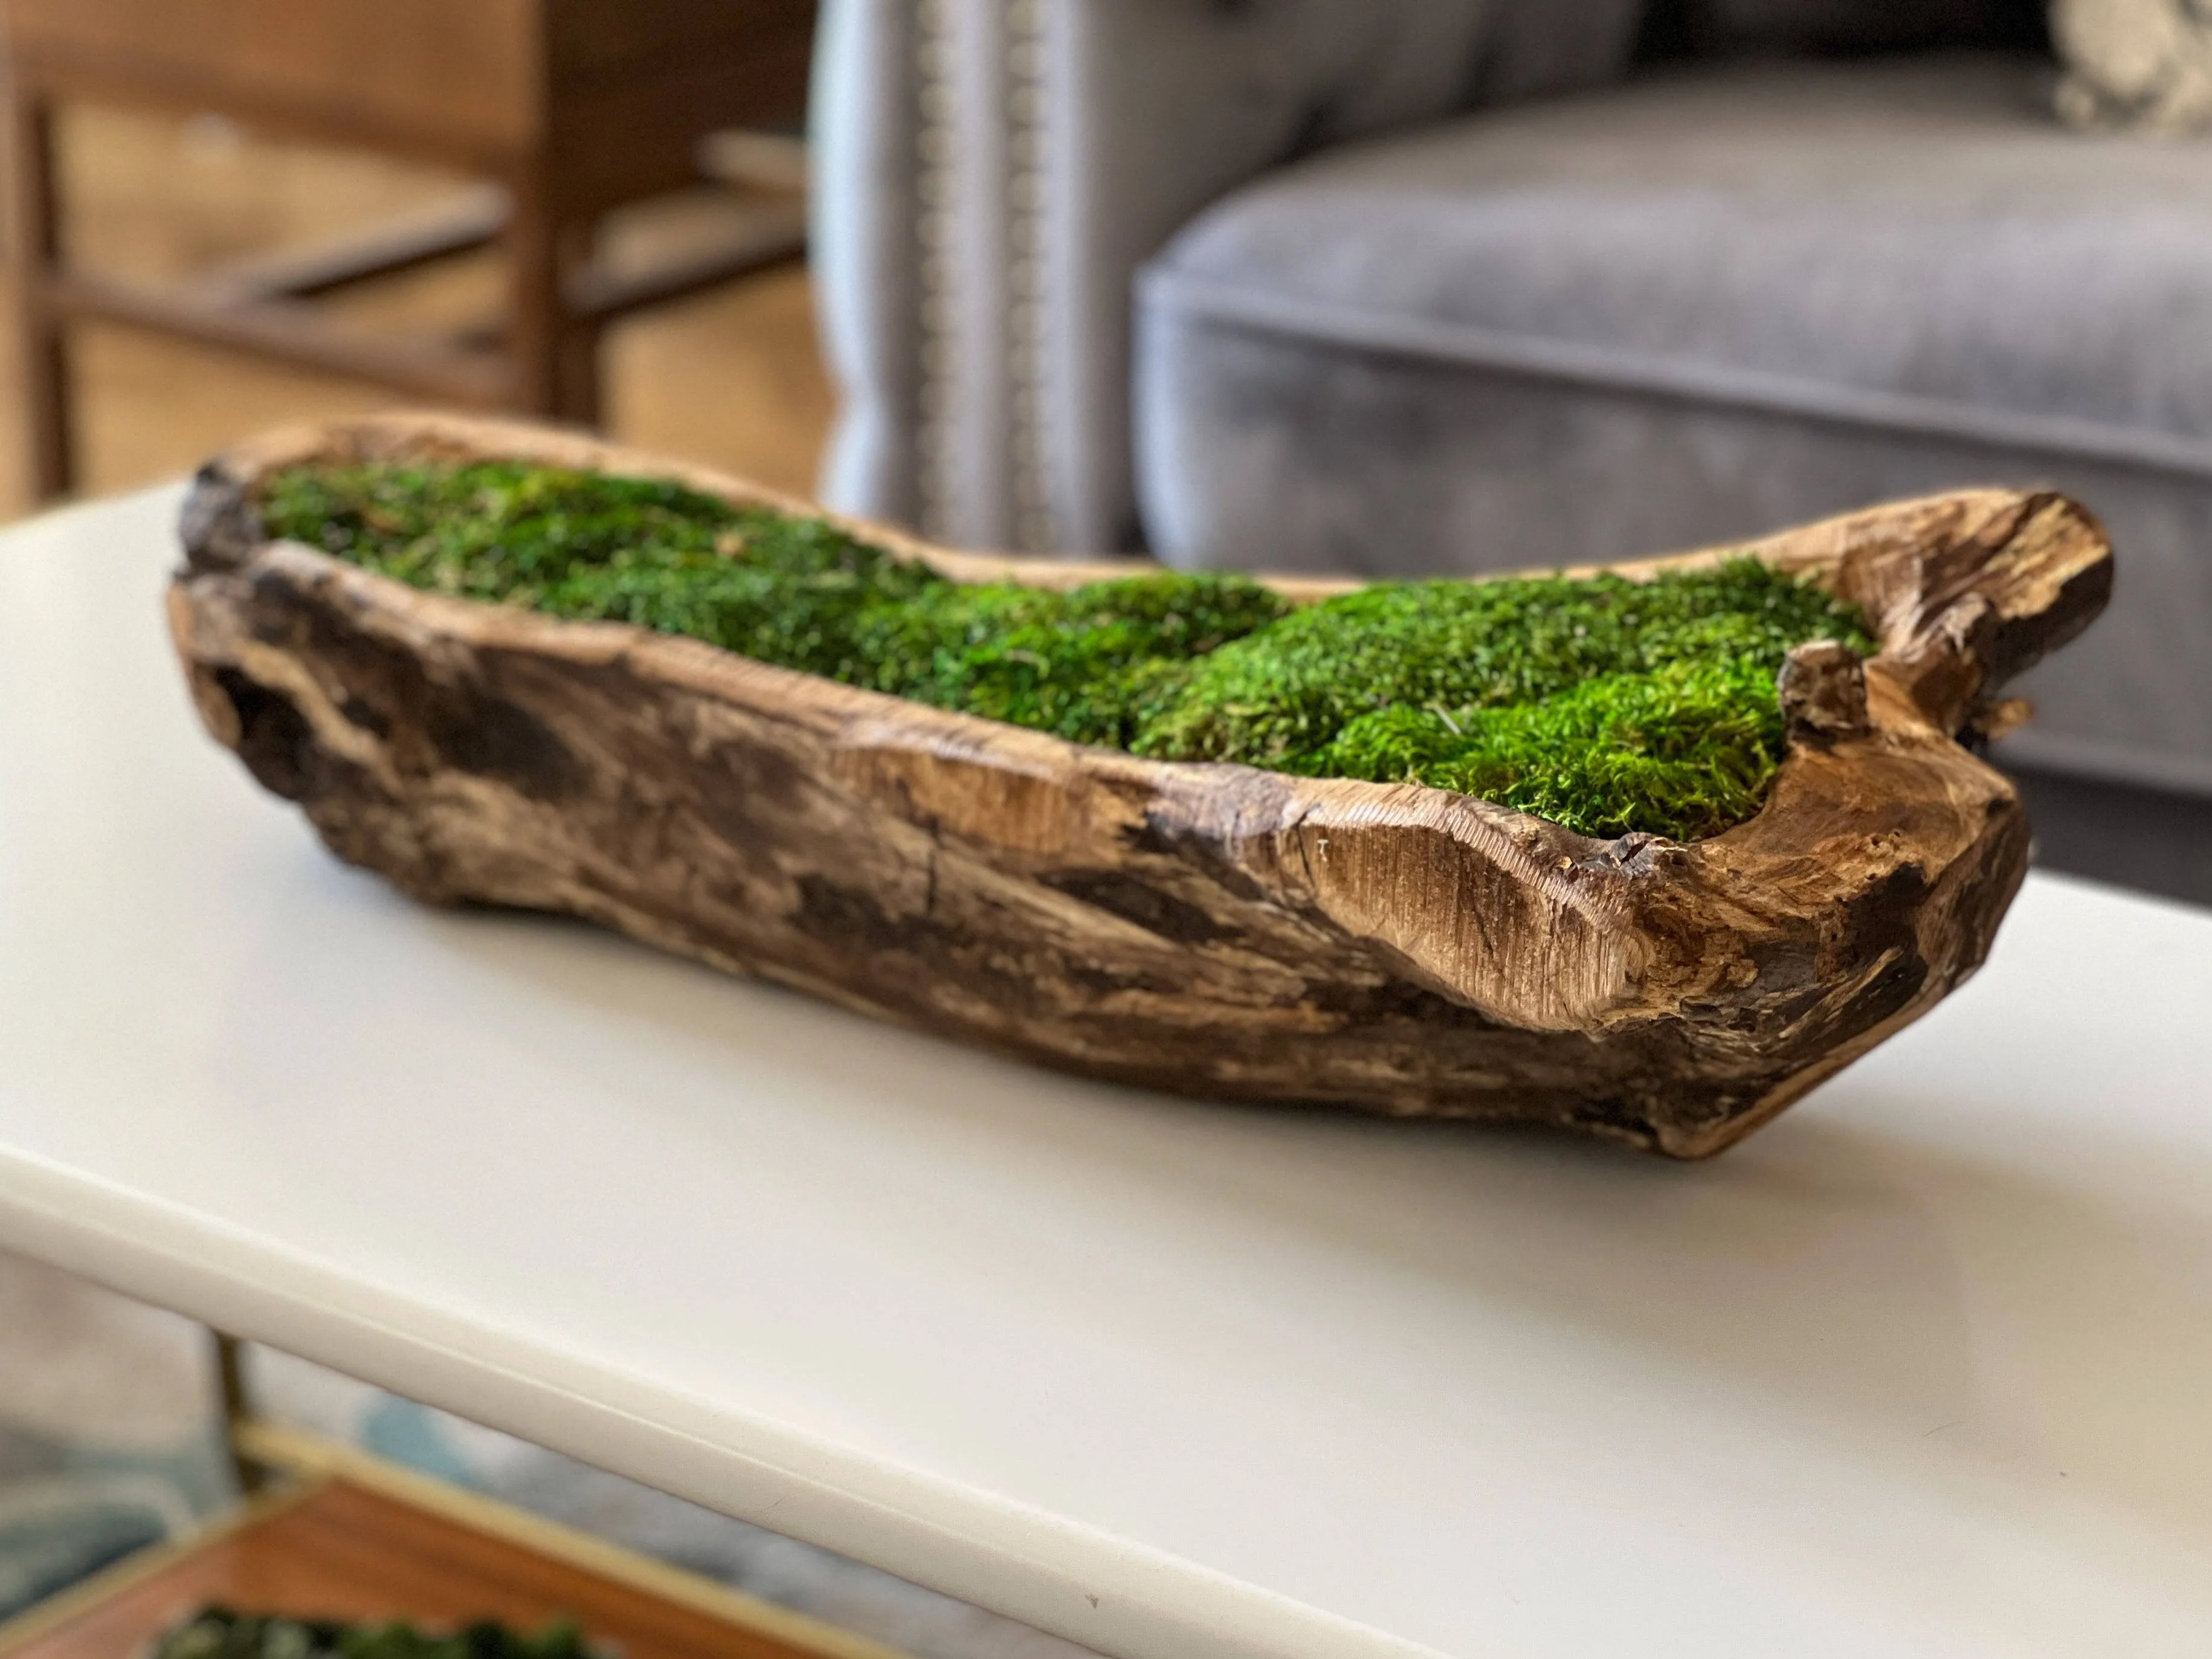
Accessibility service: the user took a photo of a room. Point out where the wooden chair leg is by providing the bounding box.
[504,169,563,419]
[552,217,602,427]
[555,314,603,428]
[503,173,602,428]
[4,85,74,500]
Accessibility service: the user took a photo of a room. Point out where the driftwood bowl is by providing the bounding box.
[170,414,2112,1157]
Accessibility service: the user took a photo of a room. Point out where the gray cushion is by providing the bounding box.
[1132,53,2212,788]
[1143,53,2212,443]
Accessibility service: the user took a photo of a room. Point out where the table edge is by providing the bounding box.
[0,1137,1454,1659]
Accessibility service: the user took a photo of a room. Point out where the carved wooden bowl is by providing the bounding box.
[170,414,2112,1156]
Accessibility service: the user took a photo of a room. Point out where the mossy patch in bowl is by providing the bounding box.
[259,461,1874,842]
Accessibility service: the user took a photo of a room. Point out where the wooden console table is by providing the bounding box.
[1,0,816,497]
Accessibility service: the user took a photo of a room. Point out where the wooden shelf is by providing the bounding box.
[0,1429,908,1659]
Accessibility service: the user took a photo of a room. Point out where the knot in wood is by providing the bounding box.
[1778,639,1870,741]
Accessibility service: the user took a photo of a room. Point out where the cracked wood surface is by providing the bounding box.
[166,414,2113,1156]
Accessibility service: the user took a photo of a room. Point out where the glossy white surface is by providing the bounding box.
[5,488,2212,1659]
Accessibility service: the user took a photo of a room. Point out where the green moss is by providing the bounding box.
[1134,562,1874,840]
[260,461,1287,750]
[1309,659,1793,841]
[153,1606,597,1659]
[259,460,1875,841]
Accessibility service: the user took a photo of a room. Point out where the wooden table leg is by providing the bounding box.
[210,1329,266,1498]
[4,78,74,500]
[553,220,603,427]
[504,167,604,428]
[505,164,562,419]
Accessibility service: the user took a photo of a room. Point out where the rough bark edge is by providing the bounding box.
[169,413,2115,1157]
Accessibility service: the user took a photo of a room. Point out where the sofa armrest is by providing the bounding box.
[811,0,1646,553]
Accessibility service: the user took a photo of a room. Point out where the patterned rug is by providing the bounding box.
[0,1249,1094,1658]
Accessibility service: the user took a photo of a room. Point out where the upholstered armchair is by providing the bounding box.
[809,0,2212,900]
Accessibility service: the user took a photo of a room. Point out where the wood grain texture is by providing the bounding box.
[168,414,2114,1157]
[0,1480,863,1659]
[7,0,541,161]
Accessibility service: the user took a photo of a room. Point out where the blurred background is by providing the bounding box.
[0,1,834,515]
[0,101,831,510]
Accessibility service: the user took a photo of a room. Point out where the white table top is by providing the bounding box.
[5,486,2212,1659]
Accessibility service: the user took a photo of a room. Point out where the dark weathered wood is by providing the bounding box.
[169,414,2115,1158]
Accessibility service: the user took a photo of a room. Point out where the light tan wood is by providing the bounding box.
[46,268,515,406]
[7,0,543,163]
[167,413,2115,1158]
[0,1486,320,1658]
[0,1471,904,1659]
[233,1423,912,1659]
[191,187,511,306]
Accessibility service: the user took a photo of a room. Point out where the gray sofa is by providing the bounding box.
[810,0,2212,903]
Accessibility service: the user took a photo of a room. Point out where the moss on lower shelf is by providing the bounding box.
[154,1606,598,1659]
[258,460,1876,842]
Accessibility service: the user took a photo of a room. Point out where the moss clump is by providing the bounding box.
[260,461,1287,750]
[259,460,1875,841]
[1135,562,1874,839]
[153,1606,598,1659]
